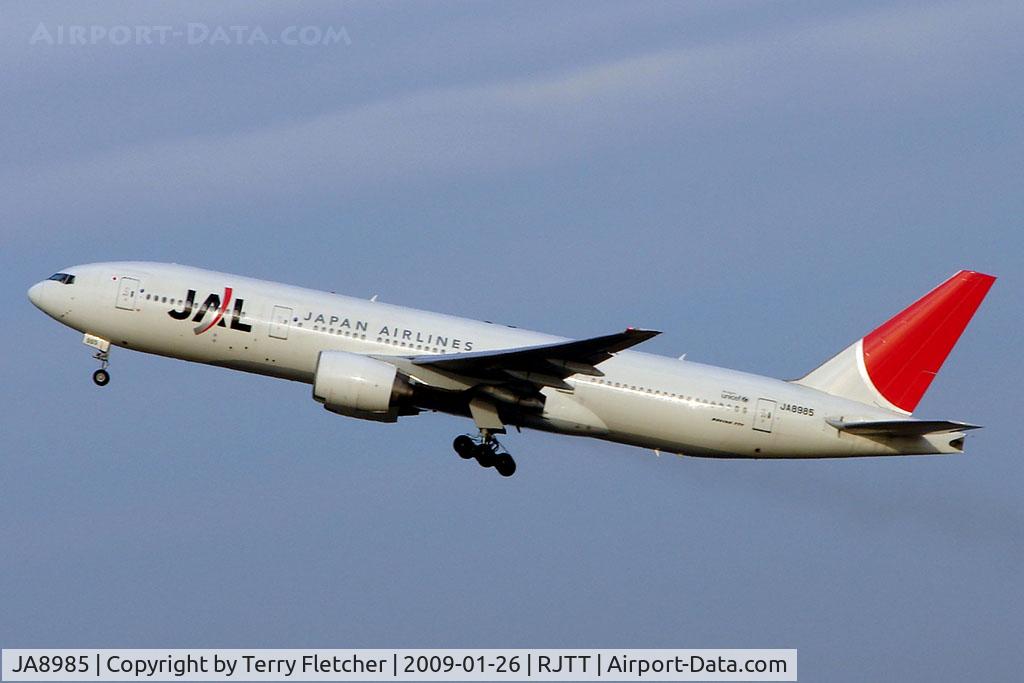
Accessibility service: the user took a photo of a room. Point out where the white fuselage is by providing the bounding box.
[28,262,963,459]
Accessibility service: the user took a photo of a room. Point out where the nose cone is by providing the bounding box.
[28,282,45,310]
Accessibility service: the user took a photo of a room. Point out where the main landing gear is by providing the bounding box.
[453,432,517,477]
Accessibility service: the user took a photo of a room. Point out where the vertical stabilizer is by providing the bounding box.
[794,270,995,414]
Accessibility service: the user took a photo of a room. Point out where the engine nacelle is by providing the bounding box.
[312,351,414,422]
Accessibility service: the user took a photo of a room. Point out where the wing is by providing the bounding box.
[826,418,981,436]
[410,327,660,389]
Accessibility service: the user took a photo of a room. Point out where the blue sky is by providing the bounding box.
[2,1,1022,680]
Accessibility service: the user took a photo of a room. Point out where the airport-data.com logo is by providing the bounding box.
[29,23,351,47]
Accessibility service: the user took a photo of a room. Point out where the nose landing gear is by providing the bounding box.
[453,432,517,477]
[92,351,110,386]
[83,334,112,386]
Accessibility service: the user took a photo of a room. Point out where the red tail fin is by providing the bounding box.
[862,270,996,413]
[795,270,995,414]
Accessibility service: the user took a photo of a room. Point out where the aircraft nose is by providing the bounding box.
[27,282,45,309]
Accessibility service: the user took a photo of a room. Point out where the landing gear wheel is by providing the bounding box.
[475,448,497,468]
[453,435,476,459]
[92,368,110,386]
[451,430,517,476]
[494,453,516,477]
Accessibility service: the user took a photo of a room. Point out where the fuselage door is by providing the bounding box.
[115,277,139,311]
[269,305,292,339]
[753,398,776,433]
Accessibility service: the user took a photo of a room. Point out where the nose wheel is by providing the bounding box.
[453,432,517,477]
[91,349,111,386]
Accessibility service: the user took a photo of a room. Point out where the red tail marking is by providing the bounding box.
[863,270,995,413]
[194,287,233,336]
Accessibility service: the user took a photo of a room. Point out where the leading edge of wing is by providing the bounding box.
[410,327,660,377]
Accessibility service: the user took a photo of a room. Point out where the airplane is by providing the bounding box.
[28,263,994,477]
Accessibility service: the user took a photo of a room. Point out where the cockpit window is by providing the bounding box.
[47,273,76,284]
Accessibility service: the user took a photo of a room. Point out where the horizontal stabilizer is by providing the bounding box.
[827,418,981,436]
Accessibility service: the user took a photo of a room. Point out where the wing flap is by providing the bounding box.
[503,369,573,390]
[827,418,981,436]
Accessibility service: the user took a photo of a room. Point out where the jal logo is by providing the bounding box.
[168,287,252,335]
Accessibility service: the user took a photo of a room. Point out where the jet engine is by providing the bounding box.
[312,351,416,422]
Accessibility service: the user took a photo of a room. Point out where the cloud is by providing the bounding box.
[2,0,1018,237]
